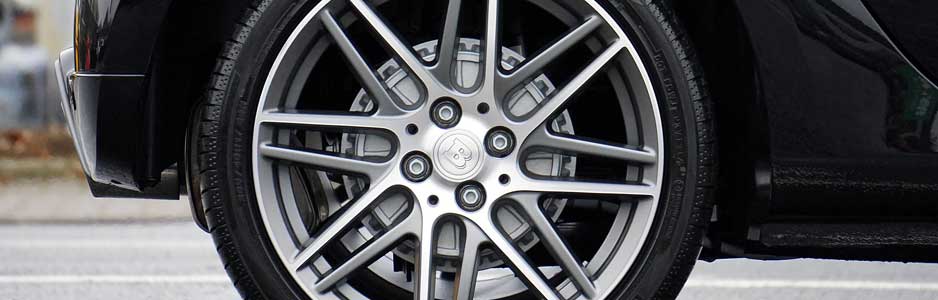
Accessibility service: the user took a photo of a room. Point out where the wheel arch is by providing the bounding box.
[670,0,770,254]
[148,0,256,171]
[159,0,765,238]
[148,0,255,230]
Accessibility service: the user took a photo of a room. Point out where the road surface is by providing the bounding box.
[1,222,937,300]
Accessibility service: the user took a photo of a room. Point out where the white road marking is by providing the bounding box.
[0,275,229,284]
[0,240,206,249]
[686,279,938,291]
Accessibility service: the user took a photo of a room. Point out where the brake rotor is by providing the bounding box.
[330,38,576,272]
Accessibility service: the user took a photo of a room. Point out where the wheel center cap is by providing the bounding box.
[433,131,484,181]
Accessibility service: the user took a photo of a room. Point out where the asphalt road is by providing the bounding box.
[2,222,938,300]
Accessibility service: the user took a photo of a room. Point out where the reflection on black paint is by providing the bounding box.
[790,0,938,153]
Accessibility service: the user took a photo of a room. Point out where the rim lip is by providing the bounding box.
[249,0,666,299]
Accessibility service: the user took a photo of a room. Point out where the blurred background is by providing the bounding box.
[0,0,75,184]
[0,1,937,299]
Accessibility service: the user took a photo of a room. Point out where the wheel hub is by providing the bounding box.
[337,38,575,273]
[434,131,484,181]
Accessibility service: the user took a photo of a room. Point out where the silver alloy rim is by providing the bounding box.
[251,0,664,299]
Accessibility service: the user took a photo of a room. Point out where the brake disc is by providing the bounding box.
[333,38,576,272]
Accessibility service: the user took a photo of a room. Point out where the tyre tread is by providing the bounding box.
[196,1,271,299]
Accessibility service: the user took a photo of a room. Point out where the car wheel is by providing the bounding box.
[196,0,715,299]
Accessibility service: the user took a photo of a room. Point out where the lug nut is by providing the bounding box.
[457,183,486,211]
[486,128,515,157]
[431,98,461,128]
[438,106,456,122]
[402,153,432,182]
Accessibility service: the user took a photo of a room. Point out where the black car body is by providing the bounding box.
[55,0,938,264]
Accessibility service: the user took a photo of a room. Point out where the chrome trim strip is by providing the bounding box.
[71,73,146,78]
[55,47,94,177]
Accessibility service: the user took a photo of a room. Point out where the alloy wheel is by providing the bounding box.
[251,0,664,299]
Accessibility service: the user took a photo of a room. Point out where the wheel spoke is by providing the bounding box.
[519,41,624,135]
[414,215,436,300]
[512,193,596,299]
[525,124,657,164]
[482,220,560,300]
[258,111,402,133]
[259,144,389,180]
[433,0,463,84]
[481,0,500,94]
[517,177,656,198]
[320,9,403,115]
[350,0,436,86]
[454,220,485,300]
[502,16,602,93]
[314,208,419,293]
[291,181,395,270]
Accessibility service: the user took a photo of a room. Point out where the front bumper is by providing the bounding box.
[54,48,178,199]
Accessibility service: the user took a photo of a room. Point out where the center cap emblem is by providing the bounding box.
[434,131,484,181]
